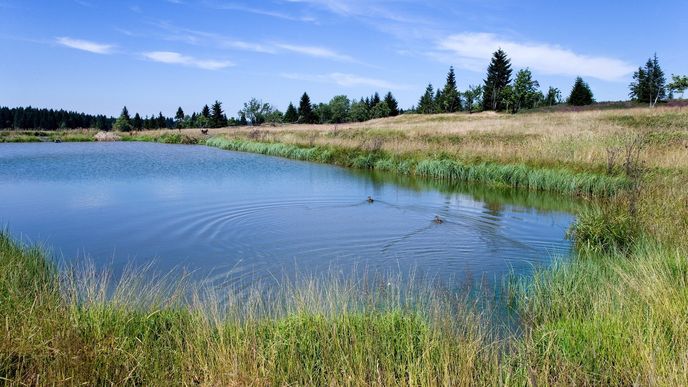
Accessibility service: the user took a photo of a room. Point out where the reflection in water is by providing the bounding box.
[0,142,577,292]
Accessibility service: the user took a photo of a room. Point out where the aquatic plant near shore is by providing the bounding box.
[205,137,629,196]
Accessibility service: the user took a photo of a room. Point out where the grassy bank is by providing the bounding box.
[205,136,628,196]
[2,235,687,384]
[0,129,96,143]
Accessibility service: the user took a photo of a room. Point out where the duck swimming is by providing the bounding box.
[367,196,374,203]
[433,215,444,224]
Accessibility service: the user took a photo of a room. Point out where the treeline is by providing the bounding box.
[112,101,230,131]
[0,106,113,130]
[281,91,400,125]
[111,90,402,131]
[413,50,593,115]
[414,50,687,115]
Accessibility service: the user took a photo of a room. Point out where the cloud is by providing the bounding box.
[436,33,635,81]
[282,72,407,89]
[211,2,316,23]
[56,37,114,54]
[274,43,354,62]
[142,51,233,70]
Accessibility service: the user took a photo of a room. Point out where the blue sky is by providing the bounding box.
[1,0,686,117]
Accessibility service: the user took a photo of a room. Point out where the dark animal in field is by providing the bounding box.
[201,129,208,135]
[367,196,374,203]
[433,215,444,224]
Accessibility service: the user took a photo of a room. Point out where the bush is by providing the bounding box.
[568,205,639,254]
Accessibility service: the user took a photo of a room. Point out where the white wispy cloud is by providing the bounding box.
[56,36,114,54]
[212,2,316,23]
[436,33,635,81]
[282,72,407,89]
[274,43,354,62]
[142,51,233,70]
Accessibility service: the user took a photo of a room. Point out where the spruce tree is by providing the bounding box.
[201,104,210,118]
[157,112,167,128]
[417,84,435,114]
[630,54,666,107]
[568,77,594,106]
[284,102,298,123]
[210,100,226,128]
[483,49,513,111]
[113,106,132,131]
[440,66,462,112]
[370,92,381,107]
[298,92,315,124]
[132,113,143,130]
[175,107,184,128]
[384,92,399,116]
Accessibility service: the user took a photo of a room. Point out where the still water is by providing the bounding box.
[0,142,575,288]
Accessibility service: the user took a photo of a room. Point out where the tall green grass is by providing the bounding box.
[0,232,503,385]
[3,232,687,384]
[205,137,629,196]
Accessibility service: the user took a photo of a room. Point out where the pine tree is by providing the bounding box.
[629,54,666,107]
[483,49,513,111]
[417,84,435,114]
[284,102,298,123]
[384,92,399,116]
[210,100,226,128]
[132,113,143,130]
[113,106,132,131]
[370,92,381,107]
[568,77,594,106]
[157,112,167,129]
[298,92,315,124]
[440,66,462,112]
[175,107,185,128]
[201,104,210,118]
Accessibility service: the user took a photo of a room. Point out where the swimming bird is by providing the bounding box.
[433,215,444,224]
[367,196,374,203]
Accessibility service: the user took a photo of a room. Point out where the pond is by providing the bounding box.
[0,142,576,290]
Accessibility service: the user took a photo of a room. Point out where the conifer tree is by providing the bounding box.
[201,104,210,118]
[157,112,166,128]
[113,106,132,131]
[568,77,594,106]
[440,66,462,112]
[483,49,513,111]
[384,92,399,116]
[370,92,381,107]
[210,100,226,128]
[132,113,143,130]
[629,54,666,107]
[417,84,435,114]
[284,102,298,123]
[298,92,315,124]
[175,107,185,128]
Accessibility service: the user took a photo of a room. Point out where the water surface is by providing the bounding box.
[0,142,575,288]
